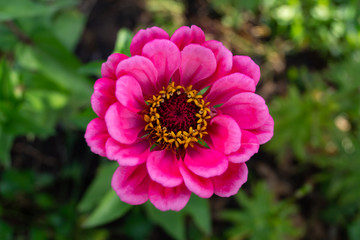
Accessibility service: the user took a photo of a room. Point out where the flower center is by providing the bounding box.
[143,82,211,150]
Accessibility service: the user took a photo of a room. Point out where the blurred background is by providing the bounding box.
[0,0,360,239]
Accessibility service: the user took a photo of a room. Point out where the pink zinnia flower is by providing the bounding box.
[85,25,274,211]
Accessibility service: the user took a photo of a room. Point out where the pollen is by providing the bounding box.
[143,82,211,151]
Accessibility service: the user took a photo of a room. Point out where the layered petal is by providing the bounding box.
[112,163,150,205]
[212,163,248,197]
[218,92,269,130]
[184,146,228,178]
[101,53,129,80]
[178,160,214,198]
[84,118,109,157]
[207,115,241,154]
[149,181,191,211]
[206,73,255,106]
[232,56,260,86]
[177,44,217,87]
[251,115,274,144]
[130,26,169,56]
[116,75,146,112]
[105,102,144,144]
[91,78,117,118]
[116,56,158,97]
[228,130,259,163]
[147,150,183,187]
[142,39,181,89]
[170,25,205,50]
[197,40,233,89]
[105,138,150,166]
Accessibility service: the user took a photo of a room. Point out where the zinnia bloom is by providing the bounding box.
[85,25,274,211]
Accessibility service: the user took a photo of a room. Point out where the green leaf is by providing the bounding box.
[78,60,103,78]
[78,162,118,213]
[52,9,86,51]
[82,190,132,228]
[184,195,211,235]
[68,106,97,131]
[0,130,14,168]
[348,217,360,240]
[15,29,92,104]
[145,202,186,240]
[0,58,13,100]
[0,25,17,51]
[0,0,76,21]
[113,28,133,56]
[0,220,13,240]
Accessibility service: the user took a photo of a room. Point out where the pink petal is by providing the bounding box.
[130,26,169,56]
[147,150,183,187]
[205,73,255,106]
[112,163,150,205]
[196,40,233,89]
[116,56,158,97]
[178,44,217,87]
[232,56,260,86]
[149,181,191,211]
[105,137,150,166]
[218,92,269,130]
[105,102,144,144]
[184,146,228,178]
[212,162,248,197]
[142,39,181,89]
[116,75,146,112]
[170,25,205,50]
[101,53,129,80]
[91,78,117,118]
[178,160,214,198]
[251,115,274,144]
[207,115,241,154]
[228,130,259,163]
[84,118,109,157]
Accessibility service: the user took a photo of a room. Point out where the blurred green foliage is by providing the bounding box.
[221,182,302,240]
[0,0,95,167]
[1,0,360,239]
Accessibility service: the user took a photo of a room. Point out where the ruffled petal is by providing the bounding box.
[91,78,117,118]
[178,160,213,198]
[218,92,269,130]
[207,115,241,154]
[130,26,169,56]
[147,150,183,187]
[105,137,150,166]
[251,115,274,144]
[178,44,217,87]
[105,102,144,144]
[142,39,181,89]
[101,53,129,80]
[112,163,150,205]
[196,40,233,89]
[232,56,260,86]
[149,181,191,211]
[228,130,259,163]
[206,73,255,106]
[184,146,228,178]
[170,25,205,50]
[116,56,158,97]
[212,162,248,197]
[116,75,146,112]
[84,118,109,157]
